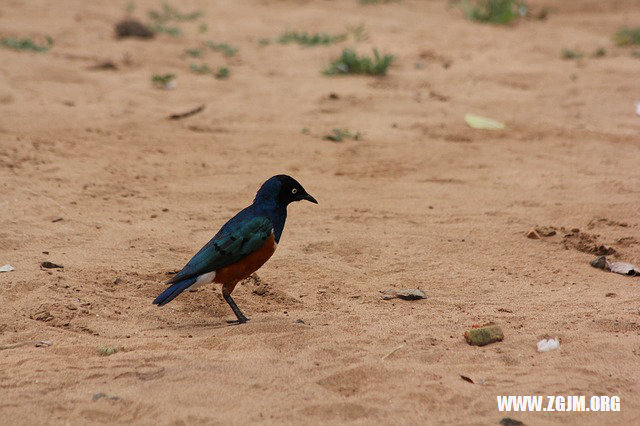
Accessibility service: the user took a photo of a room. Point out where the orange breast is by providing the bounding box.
[214,232,277,289]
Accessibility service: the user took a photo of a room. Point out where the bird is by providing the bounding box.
[153,175,317,323]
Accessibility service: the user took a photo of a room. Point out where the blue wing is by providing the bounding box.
[166,209,273,285]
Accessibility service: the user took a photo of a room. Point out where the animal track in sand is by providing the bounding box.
[316,365,391,397]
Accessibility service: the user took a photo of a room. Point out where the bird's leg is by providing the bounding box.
[223,293,249,324]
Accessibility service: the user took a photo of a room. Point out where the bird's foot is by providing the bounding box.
[223,293,249,325]
[226,316,250,325]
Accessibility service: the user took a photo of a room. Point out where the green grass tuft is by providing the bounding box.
[190,63,229,79]
[1,36,53,52]
[324,48,394,76]
[185,48,203,57]
[613,27,640,46]
[347,24,369,42]
[324,128,361,142]
[459,0,527,25]
[189,63,211,74]
[152,73,176,88]
[262,25,367,47]
[214,66,230,79]
[205,41,238,57]
[278,30,347,46]
[148,3,202,23]
[561,48,583,60]
[98,346,121,356]
[126,1,136,14]
[151,23,182,37]
[147,2,202,37]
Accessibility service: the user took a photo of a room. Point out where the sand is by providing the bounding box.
[1,0,639,424]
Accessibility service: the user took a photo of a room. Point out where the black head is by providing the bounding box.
[254,175,318,206]
[275,175,318,205]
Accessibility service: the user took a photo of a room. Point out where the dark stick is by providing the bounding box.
[168,104,205,120]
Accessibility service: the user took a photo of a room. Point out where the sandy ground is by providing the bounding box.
[1,0,640,424]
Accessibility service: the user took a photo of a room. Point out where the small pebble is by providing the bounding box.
[526,228,541,239]
[381,289,427,300]
[500,418,524,426]
[537,337,560,352]
[464,324,504,346]
[41,261,63,269]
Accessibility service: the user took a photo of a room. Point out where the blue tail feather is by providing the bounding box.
[153,277,198,306]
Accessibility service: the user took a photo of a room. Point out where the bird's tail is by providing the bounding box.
[152,276,198,306]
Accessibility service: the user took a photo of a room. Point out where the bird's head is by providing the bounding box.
[254,175,318,206]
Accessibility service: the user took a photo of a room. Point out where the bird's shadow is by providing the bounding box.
[226,319,250,326]
[167,319,246,331]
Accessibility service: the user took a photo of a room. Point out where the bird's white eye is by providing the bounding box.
[292,188,298,194]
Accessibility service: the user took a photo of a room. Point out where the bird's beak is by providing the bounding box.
[303,193,318,204]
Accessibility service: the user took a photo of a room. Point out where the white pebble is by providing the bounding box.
[537,338,560,352]
[0,264,14,272]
